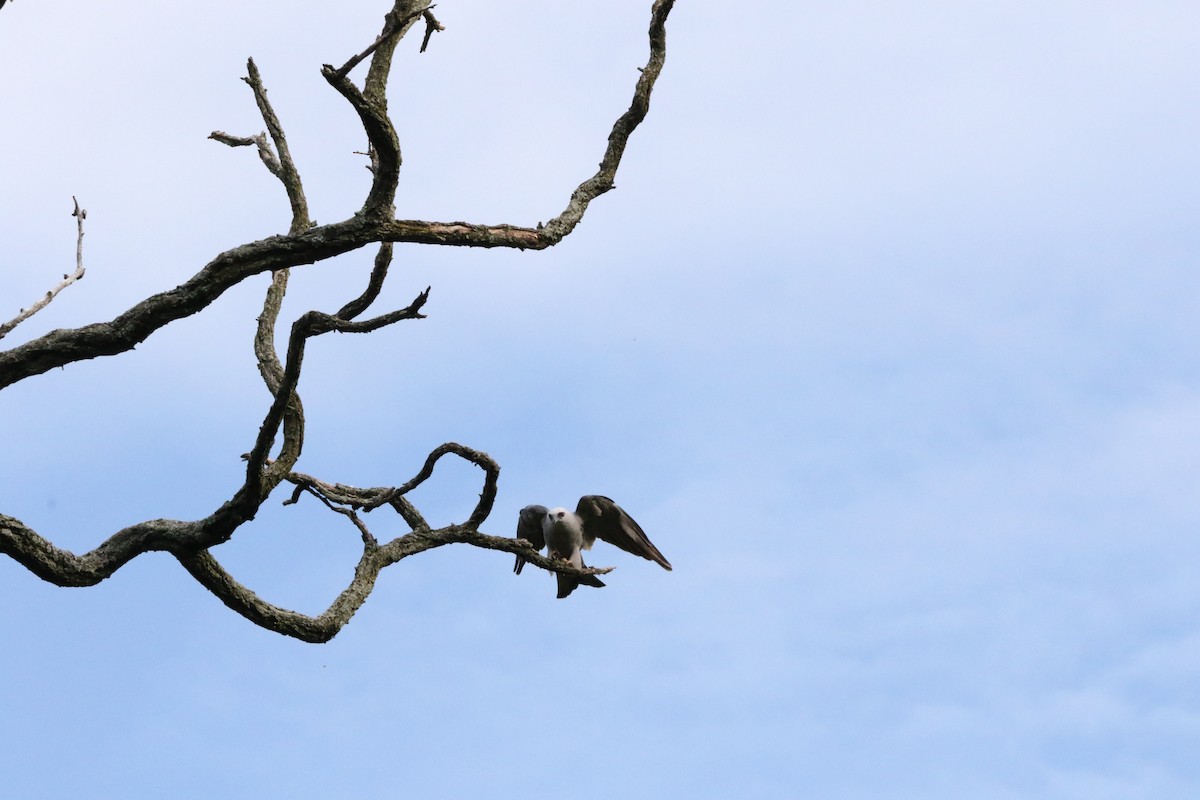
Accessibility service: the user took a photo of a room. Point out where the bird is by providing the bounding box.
[514,495,672,598]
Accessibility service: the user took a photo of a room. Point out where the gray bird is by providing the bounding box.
[514,495,672,598]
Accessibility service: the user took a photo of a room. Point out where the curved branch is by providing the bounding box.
[0,490,269,587]
[176,546,390,644]
[177,441,506,642]
[377,442,499,528]
[541,0,675,242]
[321,65,401,218]
[176,520,612,643]
[0,0,674,388]
[284,440,498,533]
[0,514,190,586]
[1,0,676,640]
[252,268,306,488]
[337,243,394,320]
[325,0,429,219]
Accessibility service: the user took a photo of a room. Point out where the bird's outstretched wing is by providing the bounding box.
[576,495,672,571]
[513,504,548,575]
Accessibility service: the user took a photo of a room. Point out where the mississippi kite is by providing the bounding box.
[514,495,672,598]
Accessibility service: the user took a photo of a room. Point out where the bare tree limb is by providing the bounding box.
[0,198,87,341]
[541,0,675,242]
[174,521,612,644]
[0,0,676,640]
[176,546,387,643]
[0,0,673,389]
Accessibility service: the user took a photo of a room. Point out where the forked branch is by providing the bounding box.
[0,0,676,641]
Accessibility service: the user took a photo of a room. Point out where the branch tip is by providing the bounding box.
[0,197,88,340]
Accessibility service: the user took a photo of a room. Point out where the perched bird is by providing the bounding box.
[514,495,672,598]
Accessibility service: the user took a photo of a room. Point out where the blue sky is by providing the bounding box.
[3,1,1200,797]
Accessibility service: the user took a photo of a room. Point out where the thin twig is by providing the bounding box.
[334,2,430,78]
[0,198,87,341]
[295,484,378,546]
[420,9,444,53]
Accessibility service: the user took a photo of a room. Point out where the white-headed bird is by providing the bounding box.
[514,495,671,598]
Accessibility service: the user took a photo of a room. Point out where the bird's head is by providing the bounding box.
[519,504,549,523]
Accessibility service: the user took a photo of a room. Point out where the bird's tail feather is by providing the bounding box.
[557,572,605,599]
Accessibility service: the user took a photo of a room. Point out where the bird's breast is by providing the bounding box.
[545,518,583,553]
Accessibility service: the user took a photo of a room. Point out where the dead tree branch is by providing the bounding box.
[420,9,444,53]
[0,198,87,341]
[0,0,674,389]
[0,0,676,640]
